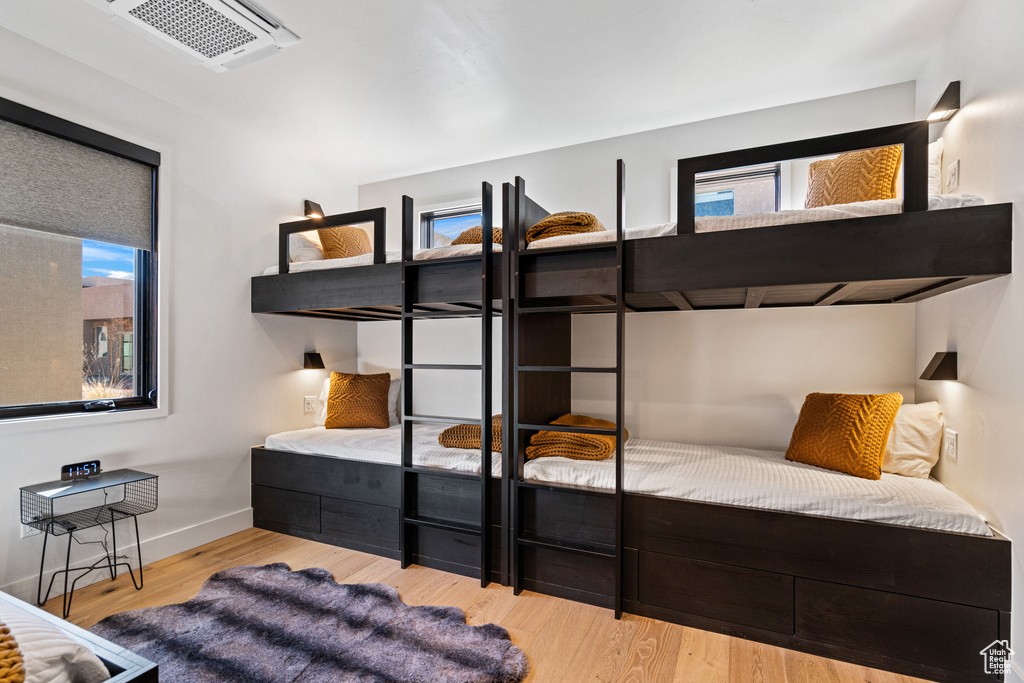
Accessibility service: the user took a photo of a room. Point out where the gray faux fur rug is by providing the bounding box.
[90,563,528,683]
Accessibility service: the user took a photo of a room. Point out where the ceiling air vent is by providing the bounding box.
[84,0,299,72]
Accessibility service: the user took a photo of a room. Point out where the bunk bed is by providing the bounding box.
[250,120,1013,683]
[507,120,1012,683]
[250,184,510,585]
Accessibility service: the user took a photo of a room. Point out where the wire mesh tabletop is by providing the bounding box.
[21,471,158,536]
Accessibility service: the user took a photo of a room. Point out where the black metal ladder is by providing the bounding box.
[509,161,627,616]
[399,183,495,588]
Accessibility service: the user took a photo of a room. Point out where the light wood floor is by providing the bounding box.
[44,527,933,683]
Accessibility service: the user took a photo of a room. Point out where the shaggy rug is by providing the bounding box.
[90,563,528,683]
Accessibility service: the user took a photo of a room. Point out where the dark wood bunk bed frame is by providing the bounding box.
[509,120,1012,683]
[251,184,510,585]
[251,121,1012,683]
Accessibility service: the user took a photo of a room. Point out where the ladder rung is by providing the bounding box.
[518,365,617,373]
[517,423,617,435]
[516,479,615,497]
[518,242,617,256]
[405,515,482,534]
[406,309,483,319]
[405,414,481,425]
[404,363,483,371]
[517,304,616,315]
[518,533,616,558]
[404,466,481,481]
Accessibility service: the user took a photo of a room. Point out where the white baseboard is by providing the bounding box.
[1,508,253,603]
[1008,661,1024,683]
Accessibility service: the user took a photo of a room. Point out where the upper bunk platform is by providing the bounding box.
[252,121,1012,320]
[518,121,1011,310]
[518,201,1011,310]
[251,197,508,322]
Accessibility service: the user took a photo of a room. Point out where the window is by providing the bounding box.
[420,204,482,248]
[695,164,780,217]
[0,97,159,420]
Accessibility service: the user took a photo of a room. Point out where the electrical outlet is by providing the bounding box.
[944,428,959,462]
[20,524,40,538]
[303,395,317,414]
[946,159,960,192]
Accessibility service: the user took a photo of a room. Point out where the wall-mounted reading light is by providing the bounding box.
[304,200,325,219]
[920,352,957,381]
[303,352,325,369]
[927,81,961,123]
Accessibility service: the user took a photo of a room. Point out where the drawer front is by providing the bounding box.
[321,496,399,551]
[521,545,615,608]
[252,485,320,535]
[796,578,1000,677]
[639,551,793,634]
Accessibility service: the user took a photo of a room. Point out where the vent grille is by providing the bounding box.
[128,0,258,59]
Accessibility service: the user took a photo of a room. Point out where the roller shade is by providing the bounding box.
[0,118,154,251]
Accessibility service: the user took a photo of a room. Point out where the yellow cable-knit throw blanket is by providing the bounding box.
[526,414,627,461]
[451,226,503,245]
[439,415,503,452]
[525,212,605,243]
[0,621,25,683]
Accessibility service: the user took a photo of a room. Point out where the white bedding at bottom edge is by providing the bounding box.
[0,601,110,683]
[263,425,992,536]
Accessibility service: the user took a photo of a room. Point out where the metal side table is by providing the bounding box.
[20,469,158,618]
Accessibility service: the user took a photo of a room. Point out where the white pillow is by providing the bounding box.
[883,402,943,478]
[289,231,325,263]
[0,600,110,683]
[317,376,401,426]
[316,377,330,427]
[388,378,401,426]
[928,139,943,195]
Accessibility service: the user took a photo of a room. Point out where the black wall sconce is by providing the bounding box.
[920,352,957,381]
[927,81,961,123]
[303,352,325,369]
[304,200,325,219]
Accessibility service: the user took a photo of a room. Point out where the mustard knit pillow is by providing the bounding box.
[318,226,372,260]
[325,372,391,429]
[804,145,903,208]
[786,392,903,480]
[451,226,503,246]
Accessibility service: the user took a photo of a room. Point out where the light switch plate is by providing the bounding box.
[303,396,317,414]
[20,524,40,538]
[944,428,958,462]
[946,159,960,192]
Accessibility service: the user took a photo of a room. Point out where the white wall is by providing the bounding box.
[912,0,1024,670]
[358,84,919,448]
[0,29,359,599]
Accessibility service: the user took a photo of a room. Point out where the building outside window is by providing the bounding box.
[420,204,482,248]
[0,97,159,419]
[695,163,780,217]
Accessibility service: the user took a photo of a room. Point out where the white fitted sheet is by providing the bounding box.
[262,243,502,275]
[525,194,985,249]
[262,425,991,536]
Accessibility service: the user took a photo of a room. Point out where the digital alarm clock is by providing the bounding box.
[61,460,101,481]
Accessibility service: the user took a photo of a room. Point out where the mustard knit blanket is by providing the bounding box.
[525,212,605,243]
[439,415,502,452]
[0,621,25,683]
[526,414,627,461]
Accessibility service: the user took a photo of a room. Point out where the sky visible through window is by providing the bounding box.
[433,213,482,241]
[82,239,135,280]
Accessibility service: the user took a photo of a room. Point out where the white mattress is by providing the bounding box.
[262,426,991,536]
[262,243,502,275]
[525,194,985,249]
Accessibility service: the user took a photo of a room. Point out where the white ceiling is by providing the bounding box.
[0,0,965,185]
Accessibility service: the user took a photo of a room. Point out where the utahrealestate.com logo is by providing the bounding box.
[980,640,1013,676]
